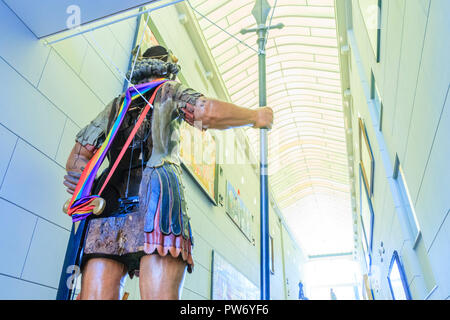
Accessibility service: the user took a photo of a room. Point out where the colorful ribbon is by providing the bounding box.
[67,79,168,222]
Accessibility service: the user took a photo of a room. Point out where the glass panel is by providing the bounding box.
[360,179,372,251]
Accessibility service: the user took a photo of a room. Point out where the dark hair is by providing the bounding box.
[127,45,180,83]
[143,45,169,62]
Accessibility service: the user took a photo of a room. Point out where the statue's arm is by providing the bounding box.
[63,142,96,194]
[184,97,273,130]
[62,97,116,195]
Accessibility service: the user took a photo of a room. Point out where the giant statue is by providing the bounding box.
[62,45,273,300]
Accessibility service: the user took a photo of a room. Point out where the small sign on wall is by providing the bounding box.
[225,180,253,242]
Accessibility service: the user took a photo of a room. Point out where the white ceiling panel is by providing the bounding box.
[3,0,158,38]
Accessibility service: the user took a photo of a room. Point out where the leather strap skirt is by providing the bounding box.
[82,163,194,277]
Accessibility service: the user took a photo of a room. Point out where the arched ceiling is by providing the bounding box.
[189,0,353,255]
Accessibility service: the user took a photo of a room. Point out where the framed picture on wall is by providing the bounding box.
[359,118,375,197]
[225,180,253,242]
[211,250,259,300]
[180,121,218,205]
[387,251,412,300]
[360,164,375,254]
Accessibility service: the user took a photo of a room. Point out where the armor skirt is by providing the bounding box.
[82,163,194,277]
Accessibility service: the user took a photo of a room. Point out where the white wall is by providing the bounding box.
[343,0,449,300]
[0,0,137,299]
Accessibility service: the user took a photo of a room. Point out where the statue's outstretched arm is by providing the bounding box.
[63,142,96,194]
[184,97,273,130]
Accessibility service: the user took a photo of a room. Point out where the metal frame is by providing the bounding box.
[359,118,375,197]
[359,164,375,256]
[387,250,412,300]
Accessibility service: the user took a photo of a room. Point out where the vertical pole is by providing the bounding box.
[257,25,270,301]
[57,219,87,300]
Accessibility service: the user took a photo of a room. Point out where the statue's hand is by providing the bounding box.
[254,107,274,129]
[63,171,82,194]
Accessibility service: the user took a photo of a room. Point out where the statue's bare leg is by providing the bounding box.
[80,258,127,300]
[139,254,187,300]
